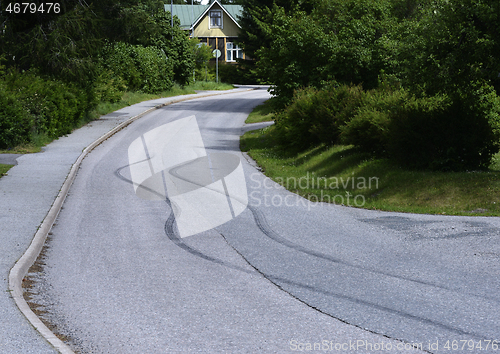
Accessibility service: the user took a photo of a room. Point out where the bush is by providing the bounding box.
[388,86,500,171]
[0,86,33,148]
[195,64,215,83]
[5,70,91,138]
[0,69,95,147]
[308,84,365,145]
[218,62,257,85]
[101,42,174,94]
[134,45,173,93]
[275,83,364,150]
[194,62,257,85]
[278,80,500,171]
[343,84,500,171]
[93,69,127,103]
[341,87,409,153]
[274,87,317,149]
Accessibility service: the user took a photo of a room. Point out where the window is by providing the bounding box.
[210,10,222,28]
[226,42,243,62]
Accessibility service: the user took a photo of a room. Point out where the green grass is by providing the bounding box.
[1,82,234,155]
[240,123,500,216]
[91,82,233,119]
[0,164,13,178]
[0,133,52,154]
[191,81,234,91]
[92,91,178,118]
[245,99,275,124]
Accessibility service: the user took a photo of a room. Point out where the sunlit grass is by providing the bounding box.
[0,164,13,178]
[241,124,500,216]
[245,99,275,124]
[190,81,234,91]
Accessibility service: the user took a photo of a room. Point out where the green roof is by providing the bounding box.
[164,1,242,30]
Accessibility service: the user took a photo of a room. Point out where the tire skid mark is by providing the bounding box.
[249,207,500,304]
[115,164,486,343]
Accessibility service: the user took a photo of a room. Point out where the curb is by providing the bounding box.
[8,88,257,353]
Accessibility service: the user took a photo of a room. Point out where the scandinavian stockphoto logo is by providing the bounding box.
[127,116,248,238]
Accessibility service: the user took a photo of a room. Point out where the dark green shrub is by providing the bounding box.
[274,86,321,149]
[2,69,94,144]
[196,62,257,85]
[341,109,391,154]
[101,42,174,94]
[308,84,365,145]
[275,83,364,150]
[93,69,127,103]
[218,62,257,85]
[195,65,215,83]
[341,87,409,153]
[388,86,500,171]
[340,83,500,171]
[0,86,33,148]
[134,45,173,93]
[101,42,141,90]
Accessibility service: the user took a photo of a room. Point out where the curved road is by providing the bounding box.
[31,89,499,353]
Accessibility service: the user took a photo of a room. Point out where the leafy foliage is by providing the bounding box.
[387,86,500,171]
[275,80,500,171]
[101,42,174,94]
[403,0,500,95]
[218,62,255,84]
[0,69,94,148]
[340,86,407,154]
[191,39,214,82]
[342,84,500,171]
[119,5,194,85]
[0,0,196,148]
[0,0,195,86]
[274,83,364,150]
[239,0,317,61]
[242,0,500,170]
[0,84,33,148]
[255,0,392,107]
[255,6,335,107]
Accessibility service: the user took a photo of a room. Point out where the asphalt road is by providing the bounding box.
[31,89,499,353]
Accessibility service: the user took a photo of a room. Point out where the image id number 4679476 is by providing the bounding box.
[5,2,60,13]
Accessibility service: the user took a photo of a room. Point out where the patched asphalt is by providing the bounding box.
[0,153,22,165]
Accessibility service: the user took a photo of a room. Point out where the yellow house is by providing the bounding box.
[166,0,245,62]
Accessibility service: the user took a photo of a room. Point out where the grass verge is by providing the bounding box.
[245,99,275,124]
[0,164,14,178]
[90,82,234,120]
[1,82,234,155]
[241,120,500,216]
[191,81,235,91]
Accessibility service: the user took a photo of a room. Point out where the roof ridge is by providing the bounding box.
[166,1,242,30]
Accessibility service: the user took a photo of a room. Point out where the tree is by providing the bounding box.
[0,1,102,83]
[0,0,196,86]
[403,0,500,95]
[255,0,393,106]
[239,0,317,59]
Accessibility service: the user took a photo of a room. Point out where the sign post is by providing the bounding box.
[212,49,221,83]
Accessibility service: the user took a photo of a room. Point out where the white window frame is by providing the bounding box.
[226,41,243,62]
[209,10,223,29]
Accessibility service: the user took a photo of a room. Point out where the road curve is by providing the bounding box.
[30,89,499,353]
